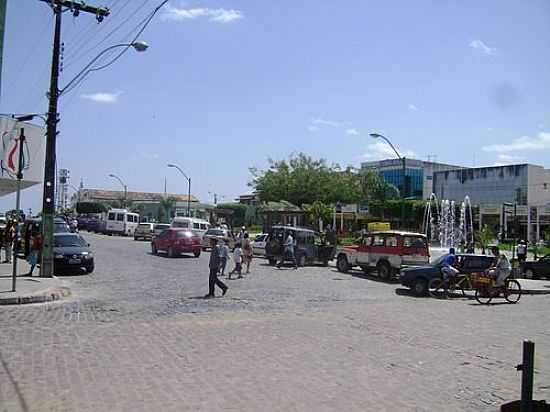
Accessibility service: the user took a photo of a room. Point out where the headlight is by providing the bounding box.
[83,252,93,259]
[54,253,64,259]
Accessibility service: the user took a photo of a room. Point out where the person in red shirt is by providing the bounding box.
[26,231,42,276]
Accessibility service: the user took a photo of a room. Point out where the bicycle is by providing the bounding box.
[472,273,522,305]
[428,273,472,299]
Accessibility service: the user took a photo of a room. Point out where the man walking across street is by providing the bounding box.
[277,231,298,269]
[218,239,229,276]
[205,237,228,299]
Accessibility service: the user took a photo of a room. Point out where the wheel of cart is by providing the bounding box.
[472,273,522,305]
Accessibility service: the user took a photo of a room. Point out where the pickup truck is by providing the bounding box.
[335,231,429,279]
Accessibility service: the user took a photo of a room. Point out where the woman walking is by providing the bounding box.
[242,233,253,274]
[26,229,42,276]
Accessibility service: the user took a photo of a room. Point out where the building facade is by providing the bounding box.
[433,164,550,242]
[361,158,463,200]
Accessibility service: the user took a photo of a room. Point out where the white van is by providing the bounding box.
[105,209,140,236]
[171,217,211,237]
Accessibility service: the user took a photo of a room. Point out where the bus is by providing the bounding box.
[105,209,140,236]
[170,217,211,237]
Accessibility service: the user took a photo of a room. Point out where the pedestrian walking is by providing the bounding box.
[277,232,297,269]
[516,240,527,263]
[205,238,227,299]
[242,233,253,274]
[3,221,15,264]
[218,239,229,276]
[26,230,42,276]
[229,242,243,279]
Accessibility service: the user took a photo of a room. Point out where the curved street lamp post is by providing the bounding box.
[108,174,128,207]
[369,133,407,228]
[167,164,191,217]
[39,28,148,277]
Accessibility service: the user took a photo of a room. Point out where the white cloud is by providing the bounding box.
[346,128,359,136]
[80,92,121,103]
[482,132,550,153]
[408,104,418,111]
[163,5,243,23]
[311,117,342,128]
[469,39,496,55]
[362,142,416,160]
[307,125,320,133]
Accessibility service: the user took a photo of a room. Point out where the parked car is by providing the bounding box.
[335,231,429,279]
[53,233,94,274]
[252,233,268,256]
[151,228,201,258]
[19,218,71,256]
[521,254,550,279]
[171,217,211,238]
[202,227,235,250]
[134,223,154,241]
[400,253,495,296]
[153,223,171,237]
[264,225,336,267]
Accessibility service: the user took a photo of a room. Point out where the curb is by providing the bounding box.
[521,289,550,296]
[0,287,71,305]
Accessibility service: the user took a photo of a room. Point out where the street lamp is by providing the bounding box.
[167,164,191,217]
[40,36,148,278]
[369,133,407,228]
[108,174,127,207]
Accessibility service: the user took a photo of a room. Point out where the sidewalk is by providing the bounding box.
[516,278,550,295]
[0,261,71,305]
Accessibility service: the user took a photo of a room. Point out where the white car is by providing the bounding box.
[251,233,268,256]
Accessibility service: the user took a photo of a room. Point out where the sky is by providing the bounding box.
[1,0,550,213]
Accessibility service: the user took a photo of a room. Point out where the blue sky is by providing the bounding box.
[1,0,550,212]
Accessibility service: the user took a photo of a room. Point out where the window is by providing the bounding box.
[363,236,373,246]
[116,213,124,222]
[200,223,208,230]
[403,236,426,248]
[314,234,322,245]
[386,236,398,247]
[373,235,384,246]
[108,213,115,220]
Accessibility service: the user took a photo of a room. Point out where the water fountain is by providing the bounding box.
[423,194,474,249]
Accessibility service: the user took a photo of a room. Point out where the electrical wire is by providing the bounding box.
[60,0,168,96]
[63,0,148,70]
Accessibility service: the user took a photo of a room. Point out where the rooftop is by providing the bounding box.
[79,188,199,203]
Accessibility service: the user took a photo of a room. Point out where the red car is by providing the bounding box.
[151,228,202,258]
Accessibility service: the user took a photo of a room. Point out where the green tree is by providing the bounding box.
[76,202,107,214]
[250,153,362,206]
[217,203,248,227]
[476,224,495,255]
[159,196,177,222]
[305,200,333,231]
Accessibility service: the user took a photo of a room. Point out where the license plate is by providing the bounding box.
[69,258,81,264]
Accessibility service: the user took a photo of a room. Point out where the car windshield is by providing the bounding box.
[155,224,170,230]
[206,229,225,236]
[54,235,87,247]
[176,231,193,238]
[138,223,151,228]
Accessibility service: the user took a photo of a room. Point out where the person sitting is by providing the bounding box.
[441,247,459,281]
[487,246,511,287]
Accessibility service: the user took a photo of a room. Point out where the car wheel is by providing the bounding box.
[151,244,158,255]
[134,236,139,241]
[268,258,277,266]
[85,265,94,274]
[193,251,201,258]
[168,247,176,258]
[298,254,306,267]
[524,269,535,279]
[412,278,428,296]
[337,255,349,273]
[377,261,392,280]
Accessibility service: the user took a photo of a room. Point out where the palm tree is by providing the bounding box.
[159,196,177,223]
[476,224,495,255]
[306,200,332,231]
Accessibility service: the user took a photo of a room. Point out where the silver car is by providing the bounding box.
[134,223,154,241]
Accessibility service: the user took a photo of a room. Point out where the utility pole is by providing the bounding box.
[39,0,109,278]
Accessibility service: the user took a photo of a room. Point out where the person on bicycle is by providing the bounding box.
[441,247,459,281]
[487,246,511,287]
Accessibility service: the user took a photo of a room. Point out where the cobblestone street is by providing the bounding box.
[1,233,549,411]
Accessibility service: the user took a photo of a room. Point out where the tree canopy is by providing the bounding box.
[249,153,400,207]
[249,153,363,206]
